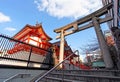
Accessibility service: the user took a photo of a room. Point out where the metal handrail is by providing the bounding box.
[35,50,79,82]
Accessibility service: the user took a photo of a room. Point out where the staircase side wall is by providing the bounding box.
[0,68,46,82]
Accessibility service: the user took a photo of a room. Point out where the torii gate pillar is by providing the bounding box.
[92,17,113,69]
[59,30,65,68]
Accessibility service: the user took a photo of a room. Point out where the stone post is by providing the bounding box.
[92,17,113,69]
[59,30,65,68]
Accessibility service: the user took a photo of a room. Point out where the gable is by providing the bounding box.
[13,24,52,41]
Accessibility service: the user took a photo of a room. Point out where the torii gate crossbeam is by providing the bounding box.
[54,3,113,69]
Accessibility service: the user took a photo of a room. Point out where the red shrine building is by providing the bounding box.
[6,23,88,69]
[8,23,52,55]
[52,41,79,69]
[13,23,52,50]
[7,23,52,67]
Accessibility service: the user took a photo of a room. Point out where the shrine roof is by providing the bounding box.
[13,24,52,41]
[52,40,68,46]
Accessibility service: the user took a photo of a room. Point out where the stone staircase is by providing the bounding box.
[31,50,120,82]
[1,68,120,82]
[33,69,120,82]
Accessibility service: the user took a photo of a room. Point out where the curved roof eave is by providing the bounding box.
[13,24,52,41]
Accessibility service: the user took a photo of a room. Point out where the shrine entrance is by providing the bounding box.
[54,3,114,69]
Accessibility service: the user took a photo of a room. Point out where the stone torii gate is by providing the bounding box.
[54,3,114,69]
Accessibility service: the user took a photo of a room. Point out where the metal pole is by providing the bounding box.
[59,30,65,68]
[27,46,32,67]
[78,55,80,70]
[92,17,113,69]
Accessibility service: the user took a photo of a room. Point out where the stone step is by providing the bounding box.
[43,76,86,82]
[53,70,120,76]
[30,69,120,82]
[48,72,120,82]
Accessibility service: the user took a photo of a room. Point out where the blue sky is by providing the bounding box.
[0,0,109,55]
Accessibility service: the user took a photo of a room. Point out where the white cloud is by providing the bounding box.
[4,27,16,31]
[0,12,11,23]
[34,0,103,19]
